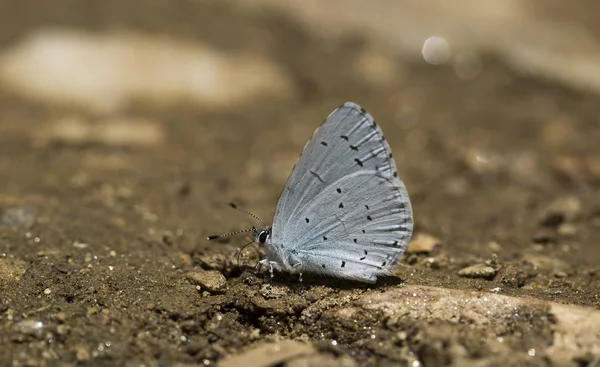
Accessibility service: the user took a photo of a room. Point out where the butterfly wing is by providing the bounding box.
[270,102,413,282]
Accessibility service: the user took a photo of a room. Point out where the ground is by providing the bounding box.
[0,1,599,366]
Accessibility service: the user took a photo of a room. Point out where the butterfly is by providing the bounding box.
[209,102,413,283]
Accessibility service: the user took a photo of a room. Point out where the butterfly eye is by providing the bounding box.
[258,231,269,244]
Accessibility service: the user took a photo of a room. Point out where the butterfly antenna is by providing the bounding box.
[228,202,267,226]
[206,227,254,241]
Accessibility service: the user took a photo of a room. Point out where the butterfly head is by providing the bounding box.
[252,226,272,245]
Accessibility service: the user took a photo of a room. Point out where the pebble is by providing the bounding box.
[407,233,441,254]
[497,261,536,288]
[457,264,497,280]
[185,270,226,293]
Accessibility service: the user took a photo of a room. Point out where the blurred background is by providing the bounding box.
[1,1,600,366]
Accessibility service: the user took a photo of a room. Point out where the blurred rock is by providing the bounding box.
[288,355,357,367]
[185,270,227,293]
[34,115,165,148]
[553,154,600,183]
[0,206,37,229]
[532,227,557,244]
[354,46,403,88]
[407,233,441,254]
[219,340,316,367]
[12,319,44,336]
[75,346,91,361]
[557,223,578,237]
[461,148,505,175]
[540,196,582,227]
[457,263,497,280]
[0,29,291,113]
[0,258,28,285]
[497,261,536,288]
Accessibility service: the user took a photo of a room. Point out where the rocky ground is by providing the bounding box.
[0,1,599,366]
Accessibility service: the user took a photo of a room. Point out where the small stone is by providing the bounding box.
[407,233,441,254]
[185,270,226,293]
[497,261,536,288]
[457,264,497,280]
[43,288,52,295]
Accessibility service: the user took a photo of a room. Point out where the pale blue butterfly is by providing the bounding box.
[209,102,413,283]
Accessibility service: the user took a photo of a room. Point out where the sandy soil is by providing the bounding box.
[0,1,599,366]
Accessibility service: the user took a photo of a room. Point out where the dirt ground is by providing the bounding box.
[1,1,600,366]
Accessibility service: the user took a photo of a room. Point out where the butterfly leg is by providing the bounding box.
[291,262,303,282]
[255,258,280,278]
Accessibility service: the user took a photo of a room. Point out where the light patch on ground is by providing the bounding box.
[0,29,291,113]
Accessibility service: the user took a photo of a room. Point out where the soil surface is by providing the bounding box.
[1,1,599,366]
